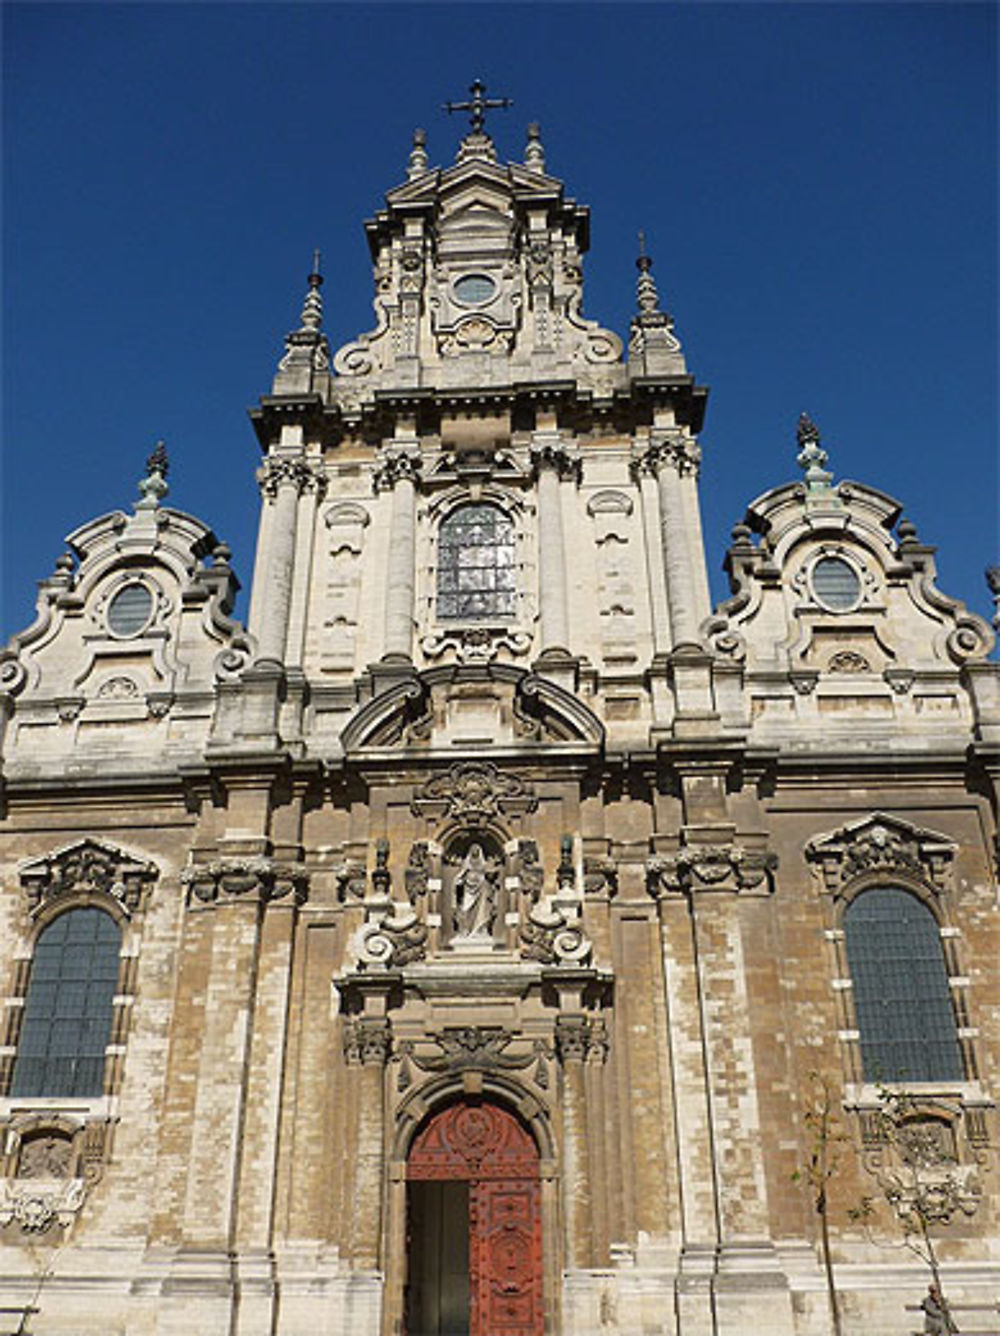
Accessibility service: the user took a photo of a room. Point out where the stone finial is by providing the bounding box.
[274,253,331,387]
[986,566,1000,632]
[795,412,835,499]
[524,122,545,173]
[628,233,684,373]
[408,127,429,181]
[137,440,169,510]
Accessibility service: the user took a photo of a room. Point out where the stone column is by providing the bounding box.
[374,443,421,663]
[531,425,577,658]
[254,455,313,664]
[631,443,672,658]
[556,1015,595,1269]
[344,1016,391,1269]
[650,431,703,650]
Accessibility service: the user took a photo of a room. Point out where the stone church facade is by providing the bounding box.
[1,102,998,1336]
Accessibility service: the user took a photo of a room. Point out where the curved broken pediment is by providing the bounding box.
[340,664,604,758]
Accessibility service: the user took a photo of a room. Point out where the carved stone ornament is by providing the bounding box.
[828,650,872,674]
[372,446,422,493]
[411,760,536,825]
[342,1018,391,1067]
[582,856,617,898]
[555,1016,609,1065]
[520,897,593,967]
[529,437,581,482]
[647,843,777,897]
[181,857,308,907]
[861,1112,983,1226]
[352,905,428,969]
[398,1027,547,1077]
[0,1176,84,1234]
[420,625,532,665]
[805,812,956,896]
[257,456,325,499]
[19,838,159,918]
[630,432,701,481]
[335,860,368,902]
[404,841,431,903]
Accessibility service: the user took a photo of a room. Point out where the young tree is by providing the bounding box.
[794,1073,847,1336]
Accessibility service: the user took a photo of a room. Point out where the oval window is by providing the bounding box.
[453,273,496,306]
[107,582,154,638]
[811,556,861,612]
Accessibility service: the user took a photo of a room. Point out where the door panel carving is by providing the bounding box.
[407,1100,542,1336]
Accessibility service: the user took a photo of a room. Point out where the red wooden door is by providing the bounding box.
[408,1101,543,1336]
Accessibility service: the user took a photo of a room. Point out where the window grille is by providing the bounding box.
[844,888,963,1083]
[10,908,121,1098]
[437,504,516,621]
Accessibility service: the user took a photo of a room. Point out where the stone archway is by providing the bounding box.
[405,1098,543,1336]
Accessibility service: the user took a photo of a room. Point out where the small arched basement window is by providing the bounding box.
[437,503,516,622]
[844,887,963,1083]
[11,908,122,1098]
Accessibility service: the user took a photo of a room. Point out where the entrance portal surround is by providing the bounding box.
[385,1080,557,1336]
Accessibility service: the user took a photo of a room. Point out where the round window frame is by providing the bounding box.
[809,553,864,614]
[452,273,498,308]
[105,580,155,640]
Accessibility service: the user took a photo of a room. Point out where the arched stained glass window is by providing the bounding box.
[844,888,963,1083]
[437,504,516,621]
[11,908,121,1098]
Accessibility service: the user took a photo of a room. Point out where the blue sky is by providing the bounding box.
[3,2,997,641]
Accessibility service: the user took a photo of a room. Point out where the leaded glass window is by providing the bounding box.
[437,504,516,621]
[844,888,963,1083]
[11,908,121,1098]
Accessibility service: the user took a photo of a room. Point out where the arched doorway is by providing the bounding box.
[405,1099,543,1336]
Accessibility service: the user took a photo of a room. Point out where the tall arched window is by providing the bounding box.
[844,888,963,1083]
[437,503,516,621]
[11,908,121,1098]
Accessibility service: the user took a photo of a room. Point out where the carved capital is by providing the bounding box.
[630,433,701,481]
[257,456,325,499]
[343,1018,391,1067]
[555,1016,608,1065]
[530,438,581,482]
[372,446,422,493]
[181,857,308,907]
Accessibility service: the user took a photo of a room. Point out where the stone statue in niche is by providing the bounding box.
[452,843,500,941]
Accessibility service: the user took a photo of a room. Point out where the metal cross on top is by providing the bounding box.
[443,79,513,134]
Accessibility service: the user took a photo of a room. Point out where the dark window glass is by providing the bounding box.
[107,582,153,637]
[845,888,963,1082]
[11,909,121,1098]
[437,504,516,621]
[812,556,860,611]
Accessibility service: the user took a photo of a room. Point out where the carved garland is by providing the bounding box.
[181,858,309,907]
